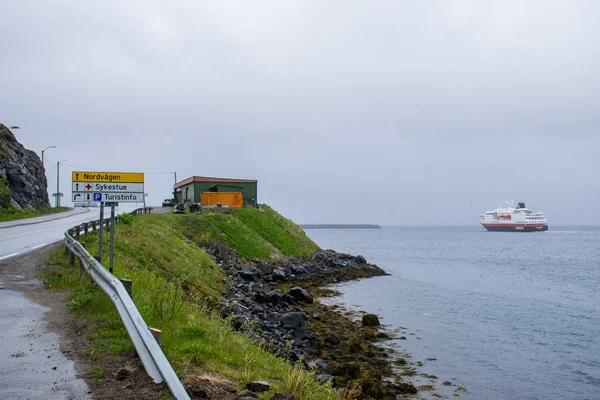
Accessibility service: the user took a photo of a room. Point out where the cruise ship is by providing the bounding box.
[480,202,548,232]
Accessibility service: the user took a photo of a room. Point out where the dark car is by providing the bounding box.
[162,198,174,207]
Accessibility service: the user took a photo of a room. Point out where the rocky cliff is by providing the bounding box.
[0,124,50,210]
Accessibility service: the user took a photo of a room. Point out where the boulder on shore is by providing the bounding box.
[288,286,314,304]
[362,313,380,327]
[280,312,304,328]
[245,381,270,393]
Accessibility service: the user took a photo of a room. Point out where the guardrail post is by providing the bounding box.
[84,223,88,234]
[105,219,110,228]
[78,243,87,275]
[120,279,132,296]
[64,239,70,255]
[149,328,162,345]
[76,226,80,240]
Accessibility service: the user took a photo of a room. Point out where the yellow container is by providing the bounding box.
[200,192,243,208]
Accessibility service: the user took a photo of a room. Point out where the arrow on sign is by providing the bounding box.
[74,194,81,200]
[75,183,79,191]
[86,193,90,201]
[76,173,79,180]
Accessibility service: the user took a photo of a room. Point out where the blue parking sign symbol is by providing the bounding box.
[93,193,102,202]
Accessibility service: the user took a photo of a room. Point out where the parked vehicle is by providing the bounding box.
[162,198,174,207]
[173,203,186,214]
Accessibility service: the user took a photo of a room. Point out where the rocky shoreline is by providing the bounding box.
[204,243,419,399]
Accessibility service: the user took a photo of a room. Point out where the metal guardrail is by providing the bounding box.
[131,207,154,215]
[64,222,190,400]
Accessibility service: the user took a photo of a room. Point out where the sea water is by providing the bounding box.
[305,226,600,400]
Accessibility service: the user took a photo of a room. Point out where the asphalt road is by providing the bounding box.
[0,285,90,399]
[0,204,140,261]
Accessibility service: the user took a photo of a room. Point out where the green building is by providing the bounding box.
[174,176,258,206]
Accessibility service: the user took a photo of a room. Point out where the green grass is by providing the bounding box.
[231,205,319,259]
[42,212,352,399]
[89,365,105,379]
[0,205,71,222]
[178,212,281,260]
[178,205,319,261]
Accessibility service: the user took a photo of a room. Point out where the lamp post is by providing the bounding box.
[55,159,69,207]
[173,171,177,202]
[41,146,57,169]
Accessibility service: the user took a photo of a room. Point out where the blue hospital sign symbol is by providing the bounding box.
[93,193,102,202]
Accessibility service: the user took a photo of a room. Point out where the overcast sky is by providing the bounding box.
[1,1,598,225]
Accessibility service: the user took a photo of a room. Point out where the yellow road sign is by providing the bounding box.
[72,171,144,183]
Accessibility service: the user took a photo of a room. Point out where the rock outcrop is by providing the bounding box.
[200,243,418,398]
[210,247,388,362]
[0,124,50,210]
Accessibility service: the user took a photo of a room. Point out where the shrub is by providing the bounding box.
[118,212,134,225]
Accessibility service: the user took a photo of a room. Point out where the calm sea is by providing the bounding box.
[305,226,600,400]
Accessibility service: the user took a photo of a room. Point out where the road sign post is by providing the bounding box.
[98,205,105,264]
[109,203,116,273]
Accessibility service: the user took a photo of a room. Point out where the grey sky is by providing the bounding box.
[1,1,598,225]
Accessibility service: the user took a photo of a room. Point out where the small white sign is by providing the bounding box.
[74,202,99,207]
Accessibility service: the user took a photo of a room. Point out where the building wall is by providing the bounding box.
[215,184,243,192]
[175,183,195,204]
[188,184,195,203]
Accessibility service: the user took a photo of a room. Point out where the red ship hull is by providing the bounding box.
[482,224,548,232]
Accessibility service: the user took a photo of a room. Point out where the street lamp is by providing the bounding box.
[55,159,69,207]
[41,146,57,169]
[173,171,177,202]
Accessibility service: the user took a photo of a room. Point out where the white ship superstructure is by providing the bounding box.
[479,202,548,232]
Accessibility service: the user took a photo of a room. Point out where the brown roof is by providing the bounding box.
[174,176,257,189]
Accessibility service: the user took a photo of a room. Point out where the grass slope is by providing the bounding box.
[42,209,351,399]
[179,205,319,261]
[232,205,319,259]
[0,206,71,222]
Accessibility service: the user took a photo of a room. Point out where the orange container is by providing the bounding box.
[200,192,243,208]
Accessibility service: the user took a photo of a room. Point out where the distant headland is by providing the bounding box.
[299,224,382,229]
